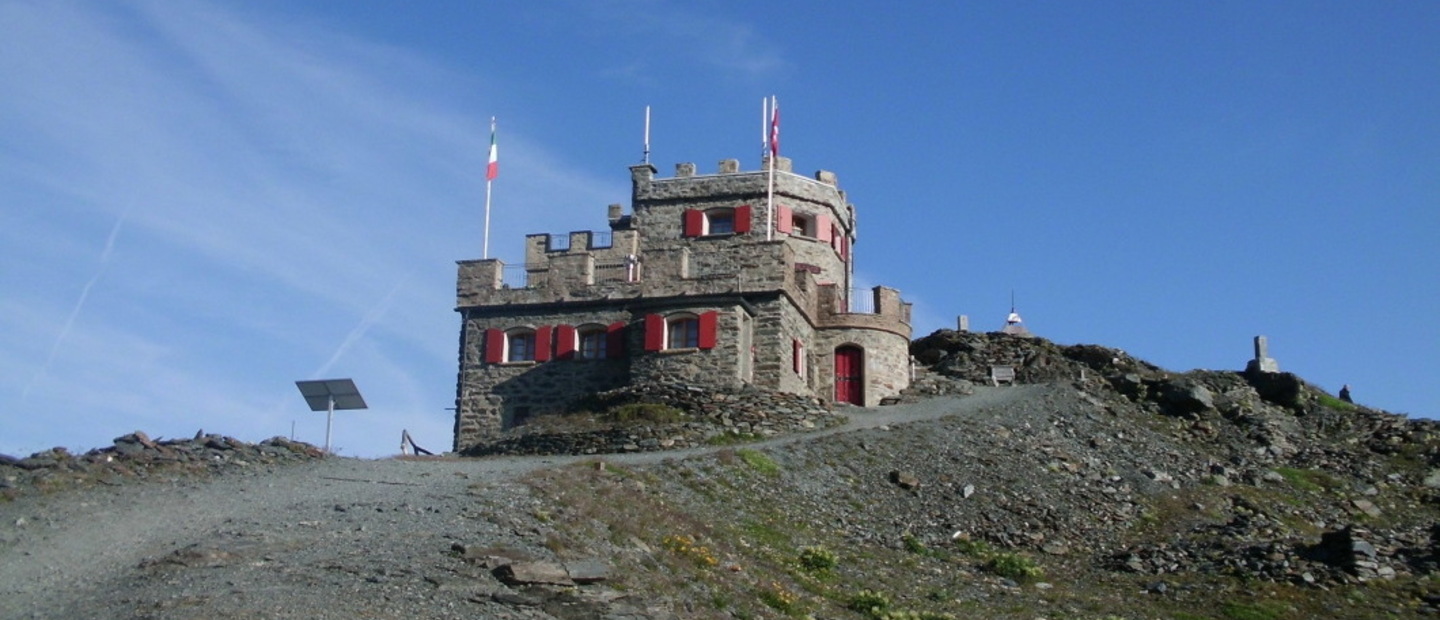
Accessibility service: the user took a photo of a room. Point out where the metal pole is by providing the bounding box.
[483,179,492,259]
[766,96,776,242]
[325,394,335,454]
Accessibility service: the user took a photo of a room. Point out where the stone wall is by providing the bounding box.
[461,383,844,457]
[629,303,749,388]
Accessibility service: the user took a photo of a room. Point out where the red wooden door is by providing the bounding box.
[834,346,864,405]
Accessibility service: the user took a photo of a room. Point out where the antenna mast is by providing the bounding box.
[642,105,651,164]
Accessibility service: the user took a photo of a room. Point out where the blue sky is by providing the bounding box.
[2,0,1436,458]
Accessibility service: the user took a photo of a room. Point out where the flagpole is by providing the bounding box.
[766,96,777,242]
[483,177,493,259]
[483,117,497,259]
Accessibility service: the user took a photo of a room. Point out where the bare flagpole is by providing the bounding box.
[483,116,498,259]
[643,105,651,164]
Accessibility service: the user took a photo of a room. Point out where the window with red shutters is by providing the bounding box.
[697,311,718,350]
[643,314,665,351]
[533,326,553,362]
[606,321,626,358]
[682,209,704,237]
[793,339,804,374]
[734,205,752,234]
[555,325,576,360]
[775,205,792,234]
[483,328,505,364]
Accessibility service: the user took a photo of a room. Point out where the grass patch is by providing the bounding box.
[797,545,839,574]
[1274,466,1340,493]
[705,431,760,446]
[601,402,685,424]
[951,537,993,557]
[985,552,1043,581]
[741,519,792,548]
[1221,600,1289,620]
[737,449,781,476]
[1316,393,1357,411]
[757,581,803,616]
[902,533,931,556]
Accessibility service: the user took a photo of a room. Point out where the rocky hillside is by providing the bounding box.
[3,330,1438,619]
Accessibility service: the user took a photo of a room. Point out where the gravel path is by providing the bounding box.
[0,385,1036,619]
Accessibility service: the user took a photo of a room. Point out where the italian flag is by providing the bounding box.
[486,118,499,181]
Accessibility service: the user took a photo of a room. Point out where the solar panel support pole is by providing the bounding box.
[324,394,335,454]
[295,378,368,455]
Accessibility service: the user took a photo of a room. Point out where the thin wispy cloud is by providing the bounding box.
[313,280,405,380]
[0,0,619,457]
[21,207,131,401]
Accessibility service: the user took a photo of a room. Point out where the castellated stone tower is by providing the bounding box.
[452,156,912,453]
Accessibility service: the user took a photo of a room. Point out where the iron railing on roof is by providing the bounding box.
[594,259,636,283]
[845,289,877,314]
[500,265,533,289]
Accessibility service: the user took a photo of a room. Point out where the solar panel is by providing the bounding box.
[295,379,368,411]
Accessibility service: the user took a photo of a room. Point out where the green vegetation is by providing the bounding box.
[1274,466,1340,492]
[951,537,993,557]
[847,589,892,617]
[902,533,928,555]
[797,545,839,573]
[736,449,781,476]
[704,431,760,446]
[985,552,1044,581]
[1316,393,1357,411]
[740,519,792,548]
[1221,600,1289,620]
[602,402,685,424]
[757,581,802,615]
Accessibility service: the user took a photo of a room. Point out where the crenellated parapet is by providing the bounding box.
[813,283,912,338]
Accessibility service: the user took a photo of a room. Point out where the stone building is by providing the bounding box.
[452,156,913,452]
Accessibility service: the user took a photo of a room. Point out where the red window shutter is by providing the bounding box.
[816,214,833,242]
[555,325,576,360]
[534,325,553,362]
[606,321,626,358]
[734,205,752,234]
[682,209,704,237]
[483,328,505,364]
[643,314,665,351]
[793,339,802,373]
[840,235,850,260]
[775,205,792,234]
[698,311,718,350]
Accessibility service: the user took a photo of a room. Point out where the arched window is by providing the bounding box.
[507,328,537,362]
[643,311,718,351]
[704,208,735,235]
[667,314,700,349]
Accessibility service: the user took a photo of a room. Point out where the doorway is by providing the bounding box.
[834,345,864,405]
